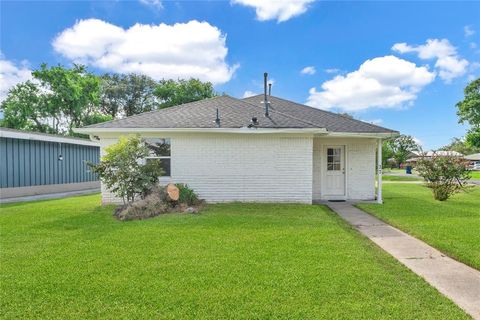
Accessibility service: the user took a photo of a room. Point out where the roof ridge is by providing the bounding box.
[84,95,227,128]
[245,94,397,133]
[240,95,321,128]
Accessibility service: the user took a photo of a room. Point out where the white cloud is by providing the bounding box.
[325,68,339,74]
[242,90,256,98]
[300,66,316,75]
[435,56,469,82]
[0,56,32,101]
[52,19,238,85]
[139,0,162,10]
[232,0,314,22]
[464,25,475,37]
[392,39,468,82]
[306,55,435,112]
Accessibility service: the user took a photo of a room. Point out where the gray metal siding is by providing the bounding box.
[0,137,100,188]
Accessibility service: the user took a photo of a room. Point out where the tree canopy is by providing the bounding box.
[384,135,420,167]
[1,64,217,136]
[440,137,480,155]
[154,78,216,109]
[456,77,480,147]
[1,64,102,135]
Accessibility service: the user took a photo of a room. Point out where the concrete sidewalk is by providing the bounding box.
[327,202,480,320]
[1,188,100,204]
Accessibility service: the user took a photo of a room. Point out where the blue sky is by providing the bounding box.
[1,0,479,149]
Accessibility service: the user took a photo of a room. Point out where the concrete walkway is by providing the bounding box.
[0,188,100,204]
[327,202,480,319]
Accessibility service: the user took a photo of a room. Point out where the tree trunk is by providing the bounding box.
[166,184,180,202]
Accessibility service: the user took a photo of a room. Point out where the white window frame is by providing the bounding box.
[144,138,171,177]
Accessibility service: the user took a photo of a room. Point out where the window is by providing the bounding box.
[327,148,341,171]
[145,138,171,176]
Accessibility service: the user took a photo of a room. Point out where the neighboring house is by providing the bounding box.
[406,150,464,164]
[75,94,398,204]
[0,128,100,199]
[465,153,480,170]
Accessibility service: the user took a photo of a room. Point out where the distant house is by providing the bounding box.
[75,93,398,204]
[0,128,100,200]
[465,153,480,170]
[406,150,464,165]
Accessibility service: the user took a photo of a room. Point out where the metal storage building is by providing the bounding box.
[0,128,100,200]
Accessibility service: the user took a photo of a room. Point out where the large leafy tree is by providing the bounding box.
[154,78,216,109]
[100,73,158,117]
[33,63,101,134]
[440,137,480,155]
[385,135,420,167]
[1,64,102,135]
[456,77,480,147]
[0,81,51,133]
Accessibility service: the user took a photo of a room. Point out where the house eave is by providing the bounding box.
[324,132,400,139]
[0,128,100,147]
[73,127,329,135]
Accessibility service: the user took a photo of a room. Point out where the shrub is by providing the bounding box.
[416,154,471,201]
[114,184,203,221]
[88,135,163,205]
[176,183,200,206]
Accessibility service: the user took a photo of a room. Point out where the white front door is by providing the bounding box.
[324,146,345,197]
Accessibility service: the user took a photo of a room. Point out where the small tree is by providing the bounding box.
[88,135,163,205]
[416,154,471,201]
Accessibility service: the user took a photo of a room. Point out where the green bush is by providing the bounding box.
[176,183,200,206]
[88,135,164,204]
[416,154,471,201]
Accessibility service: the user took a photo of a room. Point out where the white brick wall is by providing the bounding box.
[98,133,377,204]
[99,133,313,204]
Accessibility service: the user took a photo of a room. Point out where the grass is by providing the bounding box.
[382,175,422,181]
[469,170,480,179]
[0,195,468,319]
[359,183,480,270]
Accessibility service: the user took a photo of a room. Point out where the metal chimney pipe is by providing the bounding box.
[268,83,272,96]
[264,72,269,116]
[215,108,220,127]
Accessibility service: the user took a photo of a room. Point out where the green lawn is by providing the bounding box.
[469,170,480,179]
[0,196,468,319]
[359,183,480,270]
[382,175,422,181]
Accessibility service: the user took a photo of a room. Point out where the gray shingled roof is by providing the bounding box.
[243,95,397,133]
[84,94,397,133]
[85,95,316,129]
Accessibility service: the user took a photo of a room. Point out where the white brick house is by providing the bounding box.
[75,94,398,204]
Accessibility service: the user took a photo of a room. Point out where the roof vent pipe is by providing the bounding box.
[215,108,220,127]
[264,72,269,117]
[268,83,272,96]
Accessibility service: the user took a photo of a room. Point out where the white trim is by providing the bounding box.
[0,129,100,147]
[74,127,328,135]
[377,138,383,204]
[74,127,397,139]
[323,132,399,139]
